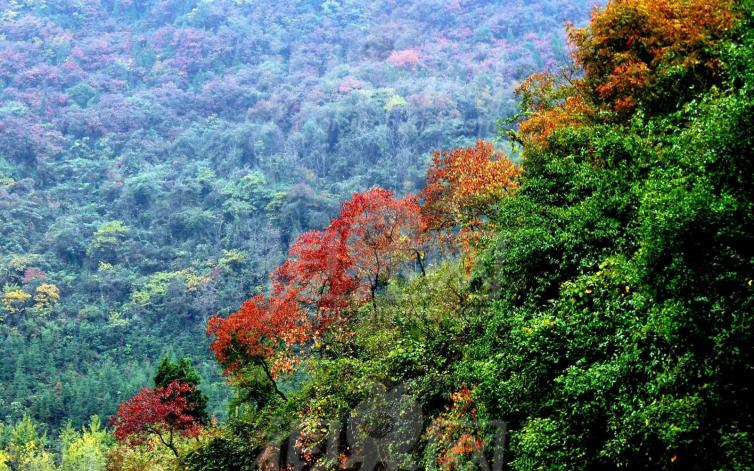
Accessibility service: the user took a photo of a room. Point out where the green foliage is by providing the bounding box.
[59,417,111,471]
[87,221,129,261]
[154,356,210,425]
[461,9,754,468]
[189,3,754,469]
[65,83,99,109]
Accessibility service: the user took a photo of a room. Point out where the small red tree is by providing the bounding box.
[207,293,304,398]
[21,267,46,284]
[110,380,202,457]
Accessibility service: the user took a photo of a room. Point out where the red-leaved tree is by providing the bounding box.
[110,380,202,457]
[338,188,426,301]
[271,226,356,333]
[208,188,426,387]
[271,188,425,328]
[207,293,305,398]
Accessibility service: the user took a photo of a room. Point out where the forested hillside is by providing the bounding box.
[3,0,754,470]
[0,0,594,430]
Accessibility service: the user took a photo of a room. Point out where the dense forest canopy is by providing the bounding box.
[3,0,754,470]
[0,0,595,431]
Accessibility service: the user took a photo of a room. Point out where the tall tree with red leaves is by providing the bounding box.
[208,188,427,386]
[339,188,426,303]
[207,293,304,399]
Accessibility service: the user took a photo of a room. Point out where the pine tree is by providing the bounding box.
[153,356,209,425]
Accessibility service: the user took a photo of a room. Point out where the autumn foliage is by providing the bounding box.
[426,387,485,471]
[208,172,514,380]
[516,0,739,146]
[271,228,355,334]
[570,0,738,113]
[387,49,422,69]
[208,188,429,378]
[198,0,753,469]
[207,294,306,379]
[420,141,520,245]
[273,188,424,327]
[515,73,594,146]
[338,189,425,298]
[110,381,202,456]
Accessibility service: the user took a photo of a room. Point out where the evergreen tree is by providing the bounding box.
[153,357,209,425]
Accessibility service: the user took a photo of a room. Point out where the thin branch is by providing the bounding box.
[152,427,180,458]
[260,358,287,401]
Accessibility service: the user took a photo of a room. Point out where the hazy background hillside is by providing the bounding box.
[0,0,595,430]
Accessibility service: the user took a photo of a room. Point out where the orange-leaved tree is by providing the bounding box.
[569,0,739,114]
[420,140,520,252]
[514,72,594,147]
[515,0,738,147]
